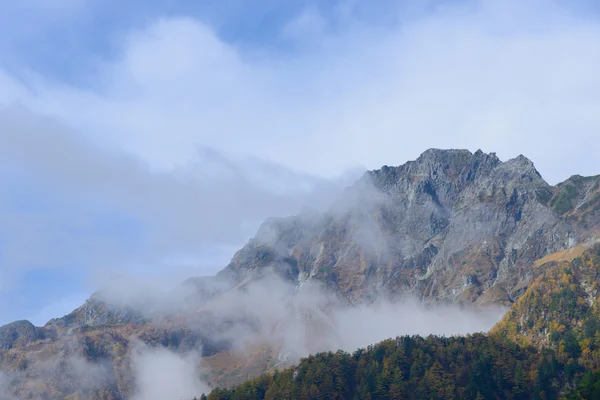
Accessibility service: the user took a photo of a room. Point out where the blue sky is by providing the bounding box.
[1,0,600,326]
[0,0,433,86]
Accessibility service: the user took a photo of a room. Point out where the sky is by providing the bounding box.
[0,0,599,326]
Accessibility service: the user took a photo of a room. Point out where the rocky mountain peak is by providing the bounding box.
[494,154,545,182]
[364,149,501,201]
[220,149,600,305]
[0,320,42,350]
[549,174,600,217]
[45,294,147,328]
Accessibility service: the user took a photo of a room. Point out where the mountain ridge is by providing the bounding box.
[2,148,600,399]
[220,148,599,306]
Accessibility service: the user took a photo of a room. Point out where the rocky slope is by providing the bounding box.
[1,148,600,399]
[0,321,44,350]
[221,149,600,306]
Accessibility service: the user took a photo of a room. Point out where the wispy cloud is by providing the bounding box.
[130,344,210,400]
[0,104,352,324]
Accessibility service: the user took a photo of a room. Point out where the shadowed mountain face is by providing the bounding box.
[2,149,600,399]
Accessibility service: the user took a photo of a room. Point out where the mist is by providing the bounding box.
[0,372,19,400]
[70,170,509,398]
[130,344,210,400]
[85,271,506,398]
[0,105,357,325]
[0,146,516,399]
[0,350,118,399]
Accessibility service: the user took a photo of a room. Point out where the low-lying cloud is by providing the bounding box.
[0,264,507,399]
[99,271,506,367]
[0,352,118,399]
[131,344,210,400]
[0,105,356,323]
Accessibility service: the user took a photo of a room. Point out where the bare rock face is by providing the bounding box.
[45,295,148,328]
[221,149,600,306]
[0,321,41,350]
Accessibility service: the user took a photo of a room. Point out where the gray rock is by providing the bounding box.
[0,320,41,350]
[45,295,147,328]
[220,149,600,305]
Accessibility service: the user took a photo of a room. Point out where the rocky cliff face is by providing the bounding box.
[46,295,148,328]
[221,149,600,306]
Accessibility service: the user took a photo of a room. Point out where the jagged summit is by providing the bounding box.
[366,148,501,187]
[222,149,599,304]
[366,149,543,189]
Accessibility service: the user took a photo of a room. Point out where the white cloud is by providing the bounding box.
[130,345,210,400]
[0,104,352,305]
[1,0,599,184]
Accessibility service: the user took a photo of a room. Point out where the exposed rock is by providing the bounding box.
[220,149,600,306]
[0,321,41,350]
[45,295,148,328]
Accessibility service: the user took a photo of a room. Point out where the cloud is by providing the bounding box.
[0,1,598,395]
[0,353,118,399]
[334,300,506,352]
[2,0,600,183]
[0,105,353,323]
[130,344,210,400]
[0,271,505,398]
[101,272,505,362]
[0,105,348,257]
[0,372,20,400]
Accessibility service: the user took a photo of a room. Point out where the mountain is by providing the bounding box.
[221,149,600,305]
[204,245,600,400]
[205,333,546,400]
[0,321,44,350]
[2,148,600,399]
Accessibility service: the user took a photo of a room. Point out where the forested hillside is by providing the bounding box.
[200,245,600,399]
[203,334,550,400]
